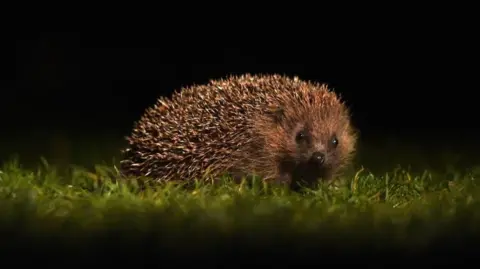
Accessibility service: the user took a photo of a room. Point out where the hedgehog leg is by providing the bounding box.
[274,173,292,186]
[228,169,252,184]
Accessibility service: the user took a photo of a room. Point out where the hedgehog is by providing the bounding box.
[120,73,357,190]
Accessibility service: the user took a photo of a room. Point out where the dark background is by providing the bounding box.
[7,31,478,173]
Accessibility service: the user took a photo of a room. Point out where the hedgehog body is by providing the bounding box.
[120,74,357,189]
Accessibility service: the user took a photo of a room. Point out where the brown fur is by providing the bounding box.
[120,74,357,189]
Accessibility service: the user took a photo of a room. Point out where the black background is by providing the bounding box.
[7,30,478,170]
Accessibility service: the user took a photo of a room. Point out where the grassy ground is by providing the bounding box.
[1,154,480,264]
[2,132,480,264]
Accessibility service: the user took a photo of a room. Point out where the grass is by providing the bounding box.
[1,155,480,264]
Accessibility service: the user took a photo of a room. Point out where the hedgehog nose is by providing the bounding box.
[310,151,325,165]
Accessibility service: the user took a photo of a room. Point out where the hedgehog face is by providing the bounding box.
[277,106,356,187]
[288,123,336,181]
[257,101,356,188]
[293,126,338,166]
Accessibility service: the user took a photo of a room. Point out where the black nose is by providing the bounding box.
[310,151,325,165]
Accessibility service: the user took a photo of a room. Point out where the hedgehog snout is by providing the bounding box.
[309,151,325,165]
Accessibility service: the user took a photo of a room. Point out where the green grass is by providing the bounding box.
[1,156,480,263]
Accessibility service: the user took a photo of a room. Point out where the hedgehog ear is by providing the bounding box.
[265,105,285,124]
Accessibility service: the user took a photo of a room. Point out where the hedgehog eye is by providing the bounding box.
[331,136,339,147]
[295,130,307,143]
